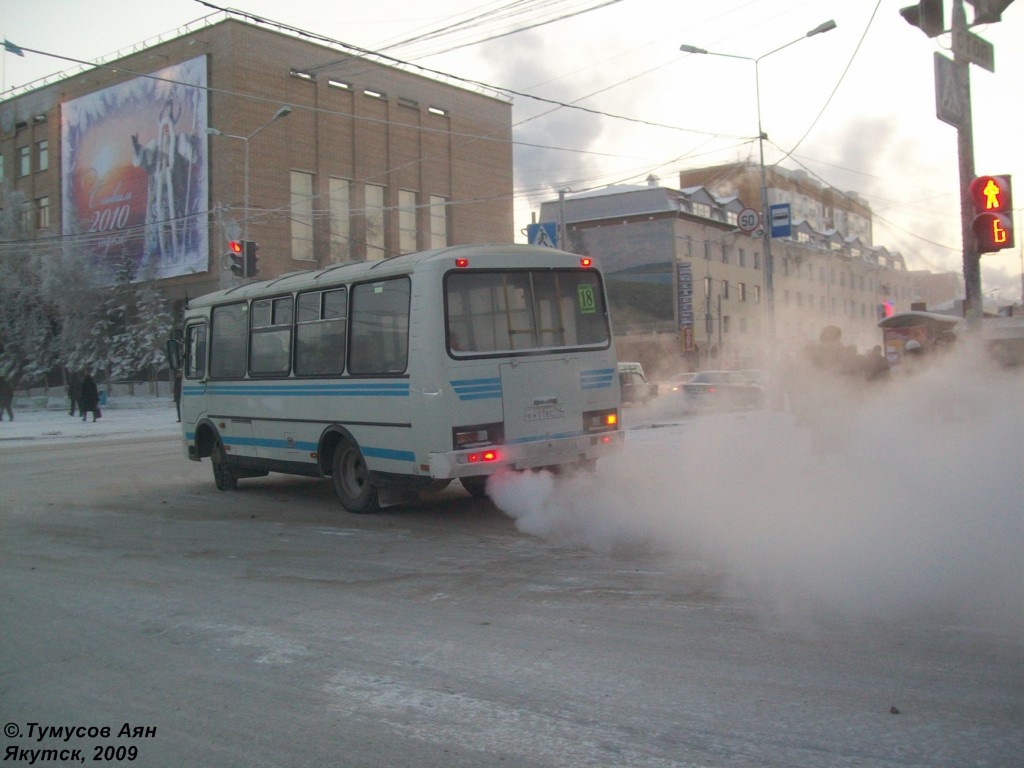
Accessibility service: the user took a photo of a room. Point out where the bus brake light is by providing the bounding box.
[455,258,469,268]
[580,257,592,267]
[467,450,499,463]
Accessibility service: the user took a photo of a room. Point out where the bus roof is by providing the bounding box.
[188,243,594,308]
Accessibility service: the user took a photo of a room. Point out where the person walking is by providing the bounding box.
[67,373,81,416]
[79,374,101,422]
[0,376,14,422]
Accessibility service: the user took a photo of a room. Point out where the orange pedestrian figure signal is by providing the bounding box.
[969,175,1014,253]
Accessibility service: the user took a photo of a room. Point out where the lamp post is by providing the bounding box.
[680,20,836,361]
[207,105,292,243]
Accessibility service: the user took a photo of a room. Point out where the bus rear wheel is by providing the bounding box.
[211,437,237,491]
[332,438,380,514]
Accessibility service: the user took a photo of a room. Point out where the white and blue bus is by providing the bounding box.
[168,244,624,512]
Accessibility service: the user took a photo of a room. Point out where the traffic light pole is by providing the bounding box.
[952,0,983,328]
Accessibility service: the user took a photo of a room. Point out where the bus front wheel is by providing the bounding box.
[211,437,238,491]
[332,438,380,514]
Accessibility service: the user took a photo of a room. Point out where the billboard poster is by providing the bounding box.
[61,55,208,283]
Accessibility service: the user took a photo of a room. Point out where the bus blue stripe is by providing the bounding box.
[450,376,502,401]
[218,437,414,463]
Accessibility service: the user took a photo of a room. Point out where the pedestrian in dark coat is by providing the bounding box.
[79,374,101,422]
[0,376,14,422]
[67,373,81,416]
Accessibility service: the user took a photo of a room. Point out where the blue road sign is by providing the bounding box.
[527,222,558,248]
[770,203,791,239]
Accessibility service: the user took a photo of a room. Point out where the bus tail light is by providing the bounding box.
[583,409,618,432]
[467,449,499,463]
[580,257,592,267]
[455,258,469,268]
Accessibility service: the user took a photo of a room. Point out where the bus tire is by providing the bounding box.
[332,438,380,514]
[211,437,237,491]
[461,476,489,498]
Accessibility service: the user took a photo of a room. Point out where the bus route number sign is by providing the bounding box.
[578,284,596,314]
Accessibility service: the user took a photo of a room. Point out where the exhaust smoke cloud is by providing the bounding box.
[489,347,1023,636]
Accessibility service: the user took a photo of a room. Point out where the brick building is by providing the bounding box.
[0,15,514,307]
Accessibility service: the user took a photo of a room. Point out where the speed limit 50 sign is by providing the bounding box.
[737,207,760,233]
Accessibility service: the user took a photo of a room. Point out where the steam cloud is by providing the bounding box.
[488,345,1024,636]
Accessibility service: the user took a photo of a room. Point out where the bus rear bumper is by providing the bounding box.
[427,429,624,478]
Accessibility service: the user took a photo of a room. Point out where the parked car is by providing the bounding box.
[618,362,659,405]
[681,370,765,412]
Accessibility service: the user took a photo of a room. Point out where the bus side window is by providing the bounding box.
[348,278,410,375]
[295,288,347,376]
[249,296,293,377]
[210,303,248,379]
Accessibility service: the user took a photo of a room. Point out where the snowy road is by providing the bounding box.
[0,399,1021,767]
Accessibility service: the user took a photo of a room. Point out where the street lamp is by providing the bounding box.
[680,20,836,360]
[207,105,292,242]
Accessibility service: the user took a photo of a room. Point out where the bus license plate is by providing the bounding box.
[524,404,565,421]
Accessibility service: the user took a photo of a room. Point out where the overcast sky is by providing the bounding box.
[2,0,1022,302]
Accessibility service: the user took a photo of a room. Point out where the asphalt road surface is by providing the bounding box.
[1,430,1021,767]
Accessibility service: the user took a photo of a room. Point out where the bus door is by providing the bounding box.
[181,322,208,430]
[500,356,584,444]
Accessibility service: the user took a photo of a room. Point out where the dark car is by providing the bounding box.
[682,371,765,412]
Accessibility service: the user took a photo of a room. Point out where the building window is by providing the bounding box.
[36,139,48,172]
[18,146,30,177]
[36,196,49,229]
[738,248,746,268]
[722,280,729,299]
[328,177,350,263]
[704,276,712,298]
[290,171,315,262]
[692,202,711,219]
[399,189,418,254]
[738,282,746,302]
[365,183,386,260]
[722,315,730,334]
[754,285,761,304]
[752,251,760,270]
[429,194,448,249]
[721,246,729,265]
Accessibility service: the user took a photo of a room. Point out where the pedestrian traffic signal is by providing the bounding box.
[899,0,944,37]
[243,240,259,277]
[228,240,246,277]
[970,175,1014,253]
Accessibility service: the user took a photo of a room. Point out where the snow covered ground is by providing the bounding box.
[0,397,181,445]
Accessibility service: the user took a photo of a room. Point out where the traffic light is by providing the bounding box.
[900,0,944,37]
[228,240,246,277]
[970,175,1014,253]
[243,240,259,277]
[967,0,1013,24]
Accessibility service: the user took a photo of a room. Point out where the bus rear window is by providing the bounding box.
[445,269,609,355]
